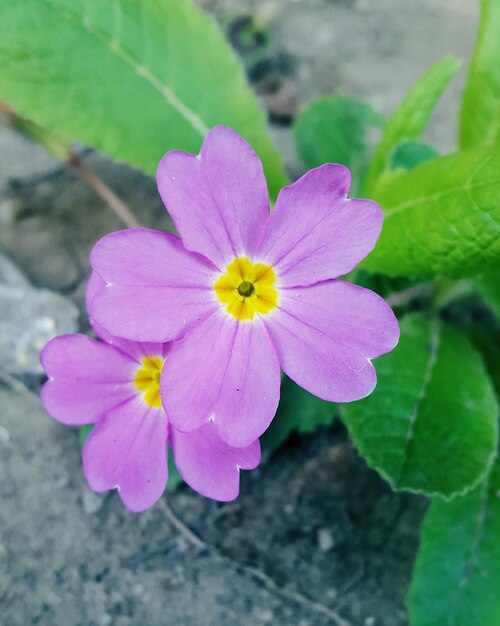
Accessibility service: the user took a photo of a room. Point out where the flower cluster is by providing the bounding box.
[40,126,399,512]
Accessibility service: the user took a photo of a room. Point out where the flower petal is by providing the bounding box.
[86,271,170,363]
[265,280,399,402]
[90,228,217,342]
[157,126,270,269]
[161,312,281,447]
[170,422,260,501]
[83,397,168,512]
[257,164,382,286]
[40,335,136,425]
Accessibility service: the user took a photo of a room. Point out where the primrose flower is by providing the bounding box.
[40,274,260,512]
[89,126,399,448]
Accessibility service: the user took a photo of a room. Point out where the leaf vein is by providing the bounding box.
[38,0,209,138]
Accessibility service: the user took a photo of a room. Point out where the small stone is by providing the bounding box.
[82,489,105,515]
[326,587,338,601]
[0,253,29,287]
[133,584,144,596]
[365,617,376,626]
[0,197,20,224]
[0,424,10,446]
[317,527,334,551]
[256,609,274,623]
[0,252,78,374]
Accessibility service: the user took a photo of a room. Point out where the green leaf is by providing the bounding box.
[389,139,437,171]
[457,321,500,398]
[408,454,500,626]
[459,0,500,149]
[476,270,500,319]
[167,451,183,492]
[262,376,337,450]
[294,94,383,192]
[0,0,287,197]
[79,424,93,447]
[341,314,498,498]
[362,148,500,279]
[364,56,460,194]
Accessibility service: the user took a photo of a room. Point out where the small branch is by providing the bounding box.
[242,563,353,626]
[0,369,29,394]
[430,277,476,310]
[161,500,352,626]
[69,155,140,229]
[386,283,433,308]
[3,108,139,227]
[161,501,206,550]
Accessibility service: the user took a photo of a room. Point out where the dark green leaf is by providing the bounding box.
[167,451,183,492]
[79,424,93,447]
[476,270,500,319]
[342,314,498,498]
[389,139,437,171]
[294,94,383,192]
[457,321,500,398]
[408,455,500,626]
[262,376,337,450]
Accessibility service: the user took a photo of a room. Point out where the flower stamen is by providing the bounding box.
[134,356,164,408]
[214,257,278,321]
[237,280,255,297]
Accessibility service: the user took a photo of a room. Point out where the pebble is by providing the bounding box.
[317,527,334,551]
[0,252,78,374]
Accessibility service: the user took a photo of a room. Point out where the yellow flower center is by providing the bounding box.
[213,257,278,321]
[133,356,164,408]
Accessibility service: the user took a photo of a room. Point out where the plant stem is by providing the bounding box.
[69,155,140,229]
[386,283,433,308]
[430,277,476,310]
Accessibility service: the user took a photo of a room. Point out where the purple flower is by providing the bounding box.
[89,126,399,448]
[40,275,260,512]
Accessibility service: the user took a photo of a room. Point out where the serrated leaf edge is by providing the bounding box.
[342,319,499,501]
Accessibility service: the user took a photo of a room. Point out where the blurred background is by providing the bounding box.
[0,1,479,625]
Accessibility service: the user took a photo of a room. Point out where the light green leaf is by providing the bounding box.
[408,455,500,626]
[476,270,500,319]
[362,148,500,279]
[342,314,498,498]
[294,94,383,193]
[0,0,287,197]
[262,376,337,450]
[364,56,460,194]
[389,139,437,171]
[459,0,500,149]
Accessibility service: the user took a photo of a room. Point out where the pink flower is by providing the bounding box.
[89,126,399,448]
[39,275,260,512]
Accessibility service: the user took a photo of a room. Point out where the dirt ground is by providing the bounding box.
[0,1,476,624]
